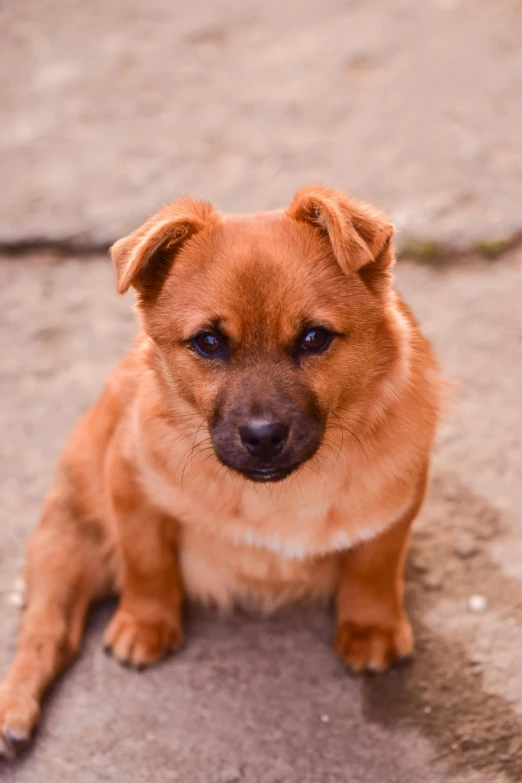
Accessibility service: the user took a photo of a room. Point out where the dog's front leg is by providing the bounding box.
[335,471,429,674]
[103,455,184,669]
[334,510,415,674]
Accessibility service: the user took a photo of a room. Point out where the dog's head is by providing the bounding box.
[111,186,397,482]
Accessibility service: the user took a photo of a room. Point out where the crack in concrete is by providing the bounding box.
[0,231,521,264]
[0,237,112,258]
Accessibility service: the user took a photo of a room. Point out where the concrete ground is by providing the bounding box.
[1,0,521,780]
[1,0,521,249]
[0,250,520,783]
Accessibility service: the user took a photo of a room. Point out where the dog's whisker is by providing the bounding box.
[328,409,370,467]
[171,420,208,483]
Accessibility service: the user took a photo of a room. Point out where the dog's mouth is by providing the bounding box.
[240,465,297,483]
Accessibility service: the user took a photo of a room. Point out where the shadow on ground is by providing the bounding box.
[365,472,522,781]
[3,473,521,782]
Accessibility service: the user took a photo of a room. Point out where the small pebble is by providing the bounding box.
[7,591,25,608]
[424,706,432,714]
[14,577,26,593]
[468,595,486,613]
[321,714,330,723]
[453,533,478,559]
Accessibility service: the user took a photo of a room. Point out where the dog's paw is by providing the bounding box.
[334,616,413,674]
[103,608,183,669]
[0,682,40,759]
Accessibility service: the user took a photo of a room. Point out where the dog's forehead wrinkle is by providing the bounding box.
[215,213,323,269]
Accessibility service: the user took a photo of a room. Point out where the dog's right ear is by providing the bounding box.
[111,198,217,296]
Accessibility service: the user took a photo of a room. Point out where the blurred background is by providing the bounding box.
[1,0,521,248]
[0,1,521,782]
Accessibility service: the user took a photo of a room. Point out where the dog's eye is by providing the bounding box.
[192,331,226,358]
[299,327,333,354]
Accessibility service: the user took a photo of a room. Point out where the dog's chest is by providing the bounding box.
[178,521,341,611]
[139,457,410,611]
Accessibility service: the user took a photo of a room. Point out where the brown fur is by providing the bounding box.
[0,186,441,756]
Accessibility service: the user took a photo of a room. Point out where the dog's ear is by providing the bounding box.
[111,198,217,296]
[287,186,395,293]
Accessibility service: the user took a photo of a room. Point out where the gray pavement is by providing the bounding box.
[1,0,522,780]
[0,251,520,782]
[1,0,522,249]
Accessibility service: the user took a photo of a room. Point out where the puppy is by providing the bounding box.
[0,186,441,757]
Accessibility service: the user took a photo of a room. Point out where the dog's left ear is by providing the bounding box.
[111,198,217,296]
[287,186,395,294]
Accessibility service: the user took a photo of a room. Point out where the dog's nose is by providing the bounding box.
[239,420,289,460]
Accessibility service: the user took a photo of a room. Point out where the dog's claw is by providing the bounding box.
[335,617,413,674]
[103,608,183,669]
[0,684,39,760]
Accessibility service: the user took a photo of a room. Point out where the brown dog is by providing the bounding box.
[0,186,441,757]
